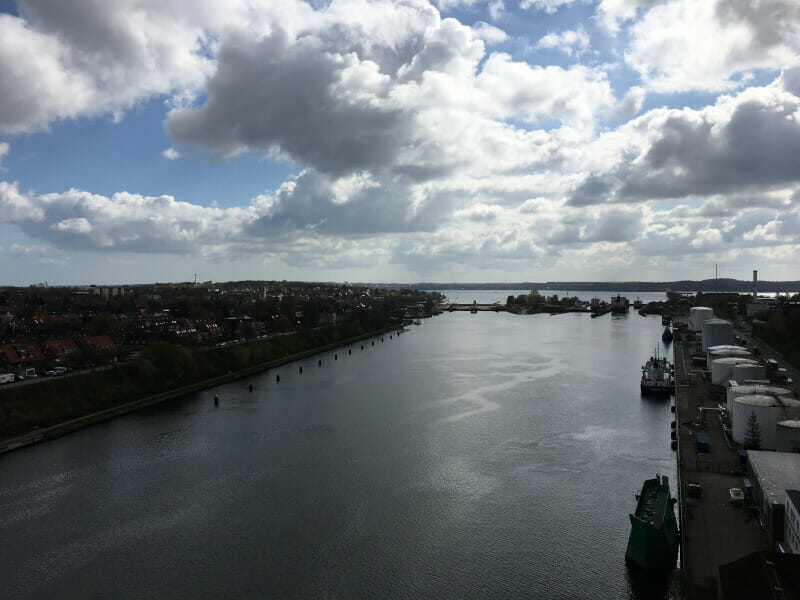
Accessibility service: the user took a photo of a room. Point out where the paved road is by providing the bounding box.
[674,334,770,599]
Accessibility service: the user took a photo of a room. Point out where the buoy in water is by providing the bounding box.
[335,354,338,360]
[671,440,678,451]
[214,395,219,406]
[276,374,280,383]
[299,366,303,374]
[670,405,676,413]
[349,349,352,355]
[318,359,322,366]
[670,420,676,429]
[372,341,374,346]
[670,430,677,440]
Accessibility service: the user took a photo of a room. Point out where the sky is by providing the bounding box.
[0,0,799,285]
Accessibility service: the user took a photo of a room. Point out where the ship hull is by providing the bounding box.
[625,476,679,571]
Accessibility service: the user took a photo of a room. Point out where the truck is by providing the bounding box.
[24,367,38,378]
[0,373,14,384]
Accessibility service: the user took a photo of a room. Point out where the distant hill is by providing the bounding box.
[408,279,800,293]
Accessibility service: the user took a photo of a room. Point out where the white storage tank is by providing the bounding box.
[727,382,793,413]
[707,345,751,367]
[689,306,714,332]
[732,395,800,450]
[711,357,760,386]
[776,420,800,453]
[731,361,766,385]
[702,318,734,352]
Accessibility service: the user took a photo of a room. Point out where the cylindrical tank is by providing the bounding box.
[776,420,800,453]
[702,319,734,352]
[689,306,714,332]
[711,357,760,386]
[732,395,800,450]
[707,345,750,366]
[727,383,793,413]
[731,361,766,385]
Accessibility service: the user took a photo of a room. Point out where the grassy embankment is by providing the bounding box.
[0,321,397,441]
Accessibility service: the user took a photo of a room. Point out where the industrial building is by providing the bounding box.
[746,452,800,550]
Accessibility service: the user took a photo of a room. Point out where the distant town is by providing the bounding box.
[0,281,441,383]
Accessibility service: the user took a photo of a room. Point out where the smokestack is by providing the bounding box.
[753,270,758,301]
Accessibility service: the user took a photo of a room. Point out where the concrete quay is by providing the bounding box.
[673,331,770,599]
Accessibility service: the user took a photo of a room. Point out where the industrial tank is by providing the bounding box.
[726,383,793,413]
[711,357,760,386]
[702,319,734,352]
[707,345,750,367]
[731,361,766,385]
[732,395,800,450]
[689,307,714,332]
[776,420,800,453]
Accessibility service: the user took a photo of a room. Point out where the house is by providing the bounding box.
[83,335,116,354]
[0,344,21,366]
[14,341,45,363]
[46,339,80,359]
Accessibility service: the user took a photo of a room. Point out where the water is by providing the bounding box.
[0,311,676,599]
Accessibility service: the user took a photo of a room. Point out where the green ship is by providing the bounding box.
[625,474,679,571]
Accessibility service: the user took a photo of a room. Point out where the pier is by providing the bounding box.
[673,326,770,598]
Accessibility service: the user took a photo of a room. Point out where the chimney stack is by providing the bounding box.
[753,270,758,301]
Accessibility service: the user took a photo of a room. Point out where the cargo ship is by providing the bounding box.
[640,349,674,395]
[610,294,629,314]
[625,474,679,571]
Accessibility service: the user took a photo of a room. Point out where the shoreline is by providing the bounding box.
[0,324,400,456]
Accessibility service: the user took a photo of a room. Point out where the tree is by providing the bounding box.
[506,295,515,307]
[744,410,762,450]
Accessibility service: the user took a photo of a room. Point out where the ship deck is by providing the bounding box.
[635,480,670,529]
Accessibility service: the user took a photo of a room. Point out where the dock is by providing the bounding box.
[673,326,770,598]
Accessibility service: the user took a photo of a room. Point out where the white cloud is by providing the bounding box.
[162,147,181,160]
[595,0,659,34]
[520,0,579,15]
[625,0,800,93]
[488,0,504,21]
[0,141,8,167]
[166,10,617,179]
[535,27,590,56]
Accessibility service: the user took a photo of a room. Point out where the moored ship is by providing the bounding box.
[610,294,629,314]
[641,349,674,395]
[625,474,679,571]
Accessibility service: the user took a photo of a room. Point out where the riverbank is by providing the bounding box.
[0,323,400,454]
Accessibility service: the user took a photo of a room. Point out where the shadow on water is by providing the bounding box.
[626,564,679,600]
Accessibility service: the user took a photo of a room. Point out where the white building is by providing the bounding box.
[785,490,800,554]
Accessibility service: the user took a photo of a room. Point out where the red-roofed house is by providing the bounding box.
[0,344,21,366]
[84,335,116,354]
[46,339,80,359]
[14,341,44,363]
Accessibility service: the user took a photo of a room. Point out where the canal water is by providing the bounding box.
[0,300,676,599]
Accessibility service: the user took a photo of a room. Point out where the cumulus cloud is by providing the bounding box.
[535,27,590,56]
[520,0,579,15]
[595,0,660,34]
[162,147,180,160]
[625,0,800,93]
[569,74,800,205]
[167,7,616,179]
